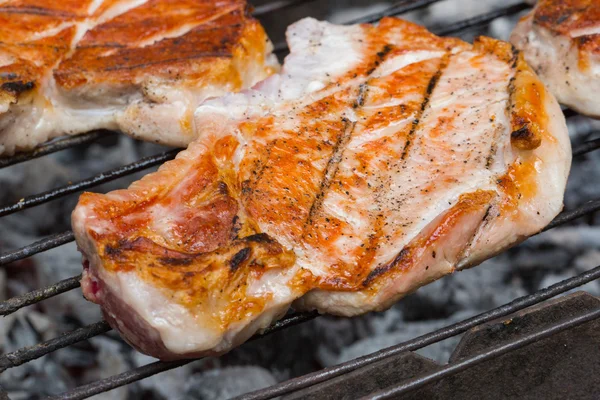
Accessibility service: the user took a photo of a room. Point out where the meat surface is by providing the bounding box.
[511,0,600,118]
[73,17,571,360]
[0,0,278,155]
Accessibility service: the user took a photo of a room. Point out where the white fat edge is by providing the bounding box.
[37,77,126,133]
[570,25,600,38]
[98,269,223,354]
[231,128,248,174]
[246,265,297,301]
[196,87,276,123]
[87,0,107,15]
[93,0,149,23]
[372,50,446,78]
[26,21,79,41]
[276,18,365,101]
[0,52,14,68]
[147,203,179,243]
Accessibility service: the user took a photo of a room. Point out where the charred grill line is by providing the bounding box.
[102,53,235,72]
[305,43,393,229]
[0,80,35,95]
[242,141,275,196]
[230,247,251,271]
[400,53,449,160]
[0,6,74,17]
[486,47,520,169]
[363,248,410,287]
[304,117,356,228]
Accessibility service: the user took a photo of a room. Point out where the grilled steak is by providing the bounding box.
[511,0,600,118]
[0,0,278,155]
[73,17,571,360]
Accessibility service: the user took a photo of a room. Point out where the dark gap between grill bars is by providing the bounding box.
[0,1,597,399]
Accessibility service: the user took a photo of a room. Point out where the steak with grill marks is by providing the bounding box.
[0,0,278,155]
[72,17,571,360]
[511,0,600,118]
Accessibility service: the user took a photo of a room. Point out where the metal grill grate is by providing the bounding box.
[1,1,599,399]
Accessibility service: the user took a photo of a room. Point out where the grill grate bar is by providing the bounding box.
[573,137,600,157]
[253,0,317,16]
[544,198,600,231]
[238,263,600,400]
[364,307,600,400]
[0,149,179,218]
[0,131,113,170]
[434,2,530,36]
[347,0,444,25]
[0,321,110,373]
[0,231,74,266]
[48,312,318,400]
[0,275,81,316]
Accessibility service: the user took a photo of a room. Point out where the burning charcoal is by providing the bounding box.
[184,366,276,400]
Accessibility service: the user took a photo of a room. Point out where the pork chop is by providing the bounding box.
[0,0,278,155]
[511,0,600,118]
[72,17,571,360]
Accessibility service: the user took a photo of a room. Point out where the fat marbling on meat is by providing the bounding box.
[73,17,572,360]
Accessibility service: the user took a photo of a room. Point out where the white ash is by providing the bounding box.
[183,366,277,400]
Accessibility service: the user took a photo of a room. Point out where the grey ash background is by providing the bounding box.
[1,1,599,399]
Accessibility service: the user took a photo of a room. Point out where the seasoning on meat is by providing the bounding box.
[73,17,571,360]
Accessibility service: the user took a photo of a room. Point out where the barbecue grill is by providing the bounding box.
[1,1,600,399]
